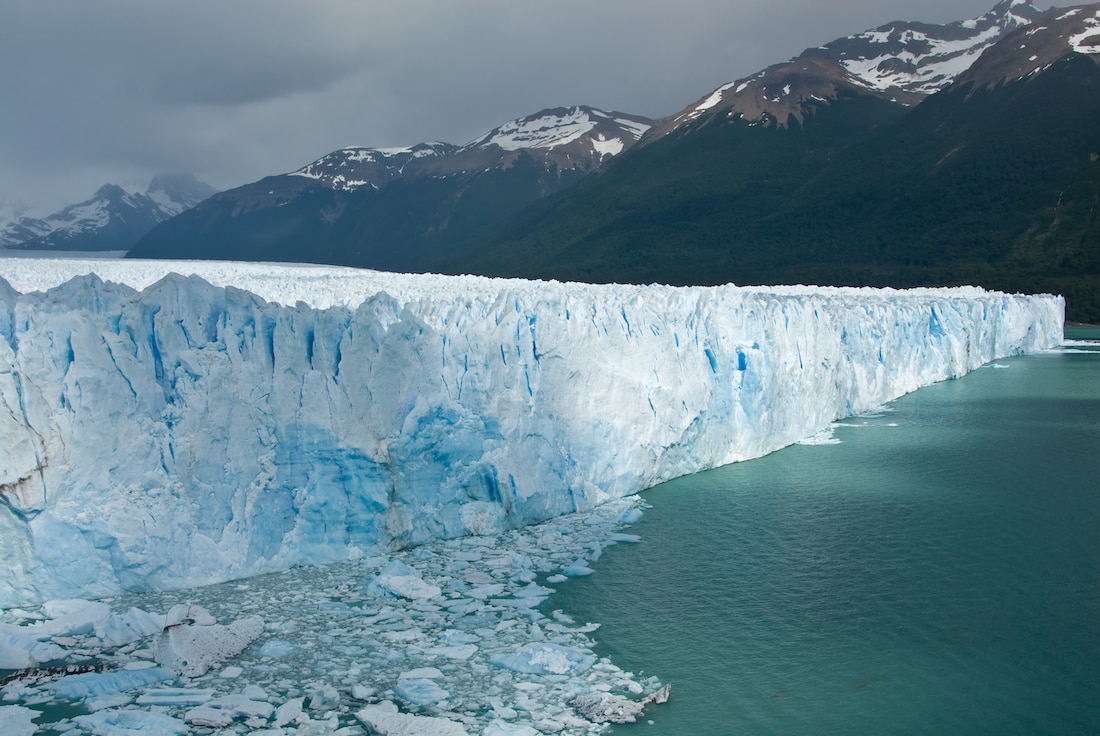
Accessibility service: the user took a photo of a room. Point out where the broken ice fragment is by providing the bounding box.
[0,705,38,736]
[47,666,176,699]
[488,643,596,676]
[365,560,442,600]
[74,709,188,735]
[356,700,469,735]
[154,614,263,677]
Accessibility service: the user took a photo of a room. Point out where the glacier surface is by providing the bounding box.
[0,259,1063,606]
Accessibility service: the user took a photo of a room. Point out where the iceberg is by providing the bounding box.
[0,259,1063,606]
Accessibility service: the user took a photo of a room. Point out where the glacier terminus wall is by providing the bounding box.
[0,260,1064,606]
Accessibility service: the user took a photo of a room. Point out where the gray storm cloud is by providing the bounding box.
[0,0,1008,214]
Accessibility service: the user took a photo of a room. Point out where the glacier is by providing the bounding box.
[0,258,1063,607]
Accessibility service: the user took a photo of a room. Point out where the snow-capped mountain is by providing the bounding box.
[952,3,1100,89]
[0,174,216,252]
[284,106,652,193]
[128,107,653,264]
[464,106,652,164]
[287,142,460,191]
[458,3,1100,323]
[651,0,1044,134]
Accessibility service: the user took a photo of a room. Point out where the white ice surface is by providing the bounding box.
[0,258,1064,606]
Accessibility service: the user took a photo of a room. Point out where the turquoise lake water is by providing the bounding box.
[550,329,1100,735]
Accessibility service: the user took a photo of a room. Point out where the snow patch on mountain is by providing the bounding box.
[474,108,599,151]
[288,142,458,191]
[833,1,1042,94]
[468,106,651,157]
[840,24,1006,93]
[1069,9,1100,54]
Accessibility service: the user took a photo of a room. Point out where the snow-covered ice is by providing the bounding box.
[0,258,1063,606]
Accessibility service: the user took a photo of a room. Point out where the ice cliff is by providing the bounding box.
[0,260,1064,606]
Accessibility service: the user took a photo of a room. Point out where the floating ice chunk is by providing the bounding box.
[85,693,134,711]
[356,700,470,735]
[399,666,445,680]
[617,508,644,524]
[394,677,450,706]
[273,697,304,726]
[424,643,479,660]
[441,629,480,645]
[154,615,264,677]
[514,582,554,599]
[488,643,596,675]
[561,559,595,577]
[258,639,295,658]
[161,603,216,628]
[484,720,541,736]
[41,599,111,629]
[47,667,176,699]
[73,709,188,735]
[184,693,275,727]
[219,665,243,678]
[0,705,38,736]
[0,629,54,669]
[96,607,162,647]
[135,687,215,706]
[0,600,117,666]
[351,684,376,700]
[610,533,641,543]
[572,692,647,723]
[307,683,339,710]
[466,583,507,600]
[366,561,442,600]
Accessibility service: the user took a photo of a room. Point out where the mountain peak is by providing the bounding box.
[284,106,655,194]
[952,3,1100,91]
[651,1,1045,136]
[289,142,459,191]
[1,175,216,252]
[467,106,652,156]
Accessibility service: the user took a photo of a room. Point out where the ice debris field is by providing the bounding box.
[1,496,656,735]
[0,258,1064,733]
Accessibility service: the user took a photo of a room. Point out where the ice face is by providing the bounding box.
[0,259,1064,606]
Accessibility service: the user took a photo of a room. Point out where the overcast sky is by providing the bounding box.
[0,0,1019,215]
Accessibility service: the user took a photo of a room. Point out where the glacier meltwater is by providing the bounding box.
[0,259,1063,607]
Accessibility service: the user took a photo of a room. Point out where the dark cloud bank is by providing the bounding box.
[0,0,1015,214]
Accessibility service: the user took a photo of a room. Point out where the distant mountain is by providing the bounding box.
[127,107,653,266]
[1,174,216,252]
[453,2,1100,322]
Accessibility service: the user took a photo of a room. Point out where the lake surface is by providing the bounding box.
[549,328,1100,735]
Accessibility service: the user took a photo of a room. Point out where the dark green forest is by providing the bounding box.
[447,55,1100,323]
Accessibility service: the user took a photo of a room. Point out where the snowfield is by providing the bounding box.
[0,258,1064,607]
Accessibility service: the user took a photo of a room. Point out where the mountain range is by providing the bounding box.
[103,3,1100,320]
[127,107,653,270]
[461,1,1099,321]
[0,174,216,252]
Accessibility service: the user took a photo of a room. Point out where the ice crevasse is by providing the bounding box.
[0,259,1064,606]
